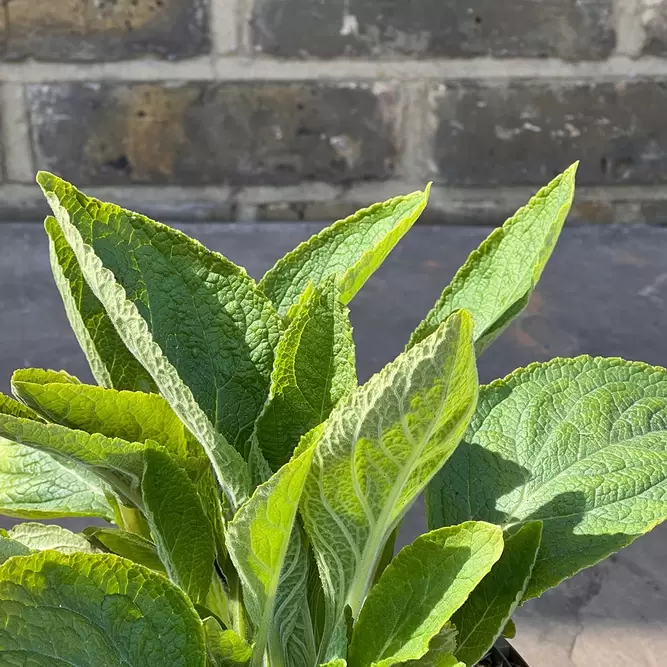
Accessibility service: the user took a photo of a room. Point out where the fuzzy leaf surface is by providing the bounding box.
[428,356,667,600]
[348,522,503,667]
[46,215,157,392]
[409,165,577,352]
[255,277,356,469]
[0,551,206,666]
[260,187,430,315]
[451,521,542,666]
[300,310,477,658]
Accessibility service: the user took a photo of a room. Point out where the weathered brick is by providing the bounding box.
[641,0,667,55]
[27,82,400,186]
[5,0,209,61]
[252,0,614,60]
[430,80,667,186]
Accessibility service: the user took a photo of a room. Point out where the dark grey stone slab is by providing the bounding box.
[0,221,665,652]
[28,82,399,186]
[431,80,667,186]
[251,0,615,61]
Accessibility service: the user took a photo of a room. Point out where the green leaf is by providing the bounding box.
[260,187,431,315]
[300,310,478,659]
[7,522,96,554]
[0,530,31,564]
[142,447,215,604]
[84,527,166,573]
[319,661,346,667]
[408,165,577,352]
[502,619,517,639]
[0,436,113,520]
[46,215,157,393]
[40,173,283,510]
[205,617,252,667]
[427,356,667,601]
[255,276,357,470]
[226,447,314,667]
[0,551,206,666]
[451,521,542,667]
[348,522,503,667]
[0,409,149,507]
[402,624,458,667]
[13,370,195,457]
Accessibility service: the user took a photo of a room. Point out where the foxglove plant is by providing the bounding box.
[0,163,665,667]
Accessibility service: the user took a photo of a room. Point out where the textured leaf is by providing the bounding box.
[255,276,357,469]
[427,356,667,600]
[0,410,149,507]
[0,531,31,564]
[0,436,113,520]
[40,173,283,510]
[46,215,157,392]
[13,370,195,457]
[408,165,577,352]
[320,661,346,667]
[0,551,206,666]
[348,522,503,667]
[260,187,431,315]
[451,522,542,666]
[402,624,458,667]
[7,523,96,554]
[226,447,314,666]
[84,527,166,572]
[142,447,215,604]
[205,617,252,667]
[300,310,477,658]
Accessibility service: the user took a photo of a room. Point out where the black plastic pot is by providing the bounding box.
[477,638,530,667]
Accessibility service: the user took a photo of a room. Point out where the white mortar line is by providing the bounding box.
[3,182,667,206]
[0,84,34,182]
[6,55,667,83]
[209,0,240,55]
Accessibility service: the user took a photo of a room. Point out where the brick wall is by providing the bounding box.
[1,0,667,224]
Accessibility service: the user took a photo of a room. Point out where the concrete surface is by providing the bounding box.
[1,221,666,666]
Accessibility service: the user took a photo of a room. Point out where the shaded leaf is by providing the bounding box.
[451,522,542,666]
[0,551,206,666]
[142,447,216,604]
[255,276,357,469]
[260,187,431,315]
[428,356,667,600]
[83,527,166,573]
[205,617,252,667]
[408,165,577,353]
[0,530,31,564]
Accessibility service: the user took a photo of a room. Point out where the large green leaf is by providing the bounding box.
[427,356,667,600]
[408,164,577,352]
[451,521,542,667]
[260,187,431,315]
[205,617,252,667]
[0,551,206,666]
[39,172,283,510]
[13,369,195,457]
[226,447,314,667]
[46,215,157,392]
[402,625,459,667]
[255,276,357,470]
[6,523,96,554]
[0,409,148,507]
[142,447,215,604]
[0,530,31,564]
[300,310,477,659]
[0,436,113,520]
[349,522,502,667]
[84,527,166,572]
